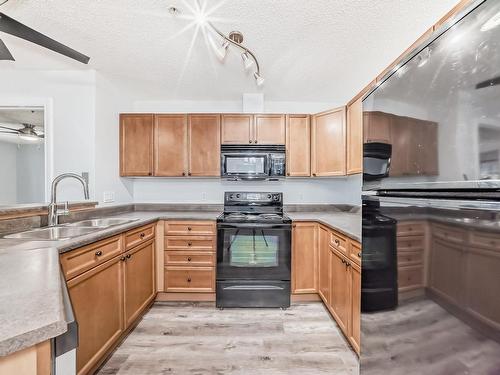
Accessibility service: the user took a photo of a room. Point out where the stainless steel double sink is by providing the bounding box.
[4,218,138,241]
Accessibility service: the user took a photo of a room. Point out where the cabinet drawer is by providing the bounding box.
[469,230,500,251]
[432,224,465,244]
[398,266,423,289]
[164,267,215,292]
[397,221,425,236]
[165,251,215,267]
[164,236,215,251]
[348,241,361,266]
[164,221,216,236]
[61,235,122,280]
[397,250,423,266]
[124,224,155,250]
[397,236,425,251]
[330,231,348,255]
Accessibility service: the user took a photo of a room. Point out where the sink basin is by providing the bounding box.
[64,218,138,228]
[4,226,100,241]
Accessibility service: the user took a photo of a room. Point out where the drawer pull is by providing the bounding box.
[126,254,131,259]
[95,250,103,257]
[120,256,126,262]
[140,232,145,239]
[357,252,361,257]
[187,257,192,262]
[334,239,340,245]
[188,242,192,246]
[187,227,192,231]
[341,259,346,264]
[187,277,192,283]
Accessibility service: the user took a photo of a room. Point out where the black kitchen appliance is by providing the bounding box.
[361,0,500,373]
[216,192,291,308]
[220,145,286,180]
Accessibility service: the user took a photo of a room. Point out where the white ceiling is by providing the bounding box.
[0,0,461,102]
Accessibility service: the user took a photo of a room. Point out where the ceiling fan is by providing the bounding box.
[0,123,44,142]
[0,2,89,64]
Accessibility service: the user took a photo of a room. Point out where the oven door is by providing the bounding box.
[221,153,269,179]
[217,223,291,281]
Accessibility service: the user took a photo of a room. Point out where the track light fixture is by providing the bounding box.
[241,51,254,70]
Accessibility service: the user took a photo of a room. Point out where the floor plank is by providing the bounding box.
[97,302,358,375]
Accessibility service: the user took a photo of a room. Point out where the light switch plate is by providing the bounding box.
[103,191,115,203]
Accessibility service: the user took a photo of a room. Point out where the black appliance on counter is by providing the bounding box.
[361,0,500,373]
[220,145,286,180]
[216,192,291,308]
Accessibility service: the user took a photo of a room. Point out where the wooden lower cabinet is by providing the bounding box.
[124,239,156,327]
[329,248,350,334]
[349,264,361,354]
[292,222,318,294]
[318,226,331,303]
[67,256,124,375]
[164,267,215,292]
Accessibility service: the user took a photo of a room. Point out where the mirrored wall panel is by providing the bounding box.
[0,107,45,205]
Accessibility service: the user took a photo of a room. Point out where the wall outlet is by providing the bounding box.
[103,191,115,203]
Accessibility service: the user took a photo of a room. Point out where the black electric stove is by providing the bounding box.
[216,192,291,308]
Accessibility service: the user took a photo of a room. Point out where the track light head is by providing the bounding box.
[254,72,265,86]
[241,52,254,70]
[215,40,230,60]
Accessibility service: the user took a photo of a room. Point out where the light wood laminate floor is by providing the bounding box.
[361,298,500,375]
[97,302,358,375]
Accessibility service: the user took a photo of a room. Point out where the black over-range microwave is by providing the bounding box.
[220,145,286,180]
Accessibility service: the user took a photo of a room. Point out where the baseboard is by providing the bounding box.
[156,292,216,302]
[291,293,321,302]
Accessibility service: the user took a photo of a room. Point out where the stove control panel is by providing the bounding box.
[225,192,282,204]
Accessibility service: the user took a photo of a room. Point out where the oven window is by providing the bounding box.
[229,231,279,267]
[226,156,266,174]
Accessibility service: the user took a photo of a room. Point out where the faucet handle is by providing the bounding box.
[63,201,70,215]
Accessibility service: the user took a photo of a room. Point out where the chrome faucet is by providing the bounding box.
[48,173,90,226]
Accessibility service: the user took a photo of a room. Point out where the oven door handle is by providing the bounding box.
[223,285,285,291]
[217,223,291,230]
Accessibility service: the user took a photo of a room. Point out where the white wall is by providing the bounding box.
[16,143,45,204]
[0,141,17,204]
[0,69,96,202]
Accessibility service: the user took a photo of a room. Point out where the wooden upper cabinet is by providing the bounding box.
[292,222,318,294]
[154,114,188,176]
[363,111,391,144]
[188,114,221,177]
[286,115,311,177]
[346,98,363,175]
[221,114,253,144]
[254,114,286,144]
[120,114,154,176]
[311,107,346,176]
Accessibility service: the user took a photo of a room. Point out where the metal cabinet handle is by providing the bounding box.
[140,233,145,239]
[341,259,346,264]
[126,254,131,259]
[187,227,192,231]
[188,242,192,246]
[254,140,258,144]
[334,239,340,245]
[95,250,102,256]
[182,172,186,176]
[188,172,192,176]
[312,173,317,176]
[249,140,253,144]
[187,257,192,262]
[120,256,126,262]
[187,277,192,283]
[357,252,361,257]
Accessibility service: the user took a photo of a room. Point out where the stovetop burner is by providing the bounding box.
[221,212,288,223]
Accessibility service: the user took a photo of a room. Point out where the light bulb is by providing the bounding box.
[241,52,254,70]
[254,72,265,86]
[215,40,229,60]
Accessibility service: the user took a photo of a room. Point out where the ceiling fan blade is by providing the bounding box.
[0,124,20,132]
[0,38,14,60]
[476,76,500,89]
[0,12,90,64]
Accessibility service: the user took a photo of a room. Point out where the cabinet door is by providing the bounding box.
[154,114,188,176]
[429,238,464,306]
[292,222,318,293]
[254,114,286,144]
[329,249,350,335]
[389,117,411,176]
[221,114,253,144]
[349,264,361,355]
[124,239,156,328]
[67,257,124,375]
[188,114,221,176]
[311,107,346,176]
[318,226,331,303]
[363,111,391,143]
[286,115,311,176]
[347,98,363,174]
[120,114,154,176]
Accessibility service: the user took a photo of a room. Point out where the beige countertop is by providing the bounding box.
[0,208,360,356]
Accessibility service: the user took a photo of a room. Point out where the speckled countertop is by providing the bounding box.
[0,207,361,357]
